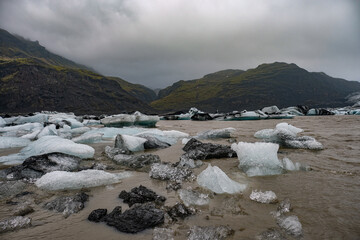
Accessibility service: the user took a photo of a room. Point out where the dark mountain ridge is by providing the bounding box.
[0,28,156,114]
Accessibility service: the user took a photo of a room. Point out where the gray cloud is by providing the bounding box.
[1,0,359,88]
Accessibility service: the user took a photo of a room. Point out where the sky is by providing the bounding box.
[0,0,359,89]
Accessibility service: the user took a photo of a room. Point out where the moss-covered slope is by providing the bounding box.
[151,63,360,112]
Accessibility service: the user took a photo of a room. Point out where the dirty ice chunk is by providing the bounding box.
[179,189,210,207]
[115,134,147,152]
[197,164,247,194]
[250,190,278,204]
[35,170,132,190]
[196,127,235,139]
[277,215,302,237]
[0,216,31,233]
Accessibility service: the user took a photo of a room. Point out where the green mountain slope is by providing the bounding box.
[0,28,156,114]
[151,62,360,112]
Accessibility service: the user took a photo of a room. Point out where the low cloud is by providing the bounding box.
[1,0,359,88]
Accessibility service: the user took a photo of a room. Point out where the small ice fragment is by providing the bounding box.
[250,190,278,204]
[179,189,209,207]
[197,164,247,194]
[0,216,31,233]
[277,215,302,237]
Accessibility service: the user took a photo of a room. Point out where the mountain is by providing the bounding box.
[151,63,360,112]
[0,28,156,114]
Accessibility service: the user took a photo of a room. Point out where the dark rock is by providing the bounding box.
[105,206,122,220]
[44,193,89,218]
[103,202,164,233]
[119,185,166,207]
[88,209,108,222]
[113,154,161,169]
[191,113,213,121]
[182,138,237,160]
[2,153,80,180]
[167,203,194,220]
[136,134,171,149]
[188,225,234,240]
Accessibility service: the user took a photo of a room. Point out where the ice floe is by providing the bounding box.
[197,164,247,194]
[35,170,132,190]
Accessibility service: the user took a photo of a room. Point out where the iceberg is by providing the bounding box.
[101,111,159,128]
[36,124,58,139]
[250,190,278,204]
[178,189,210,207]
[70,126,91,135]
[231,142,284,176]
[254,122,323,150]
[0,136,94,165]
[195,127,235,139]
[115,134,147,152]
[13,114,48,124]
[35,170,132,190]
[63,118,84,129]
[20,128,43,140]
[197,164,247,194]
[72,132,104,144]
[0,137,30,149]
[0,117,6,127]
[0,123,43,137]
[262,105,280,114]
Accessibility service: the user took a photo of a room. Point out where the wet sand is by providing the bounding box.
[1,116,360,239]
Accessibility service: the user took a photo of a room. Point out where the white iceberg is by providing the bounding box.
[0,137,31,149]
[262,106,280,114]
[254,122,323,150]
[197,164,247,194]
[72,132,104,144]
[36,124,58,139]
[196,127,235,139]
[20,128,43,140]
[231,142,284,176]
[0,136,94,164]
[35,170,132,190]
[115,134,147,152]
[136,129,189,145]
[13,114,48,124]
[179,189,210,207]
[0,123,43,137]
[250,190,278,203]
[0,117,6,127]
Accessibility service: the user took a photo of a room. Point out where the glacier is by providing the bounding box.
[197,164,247,194]
[35,170,132,190]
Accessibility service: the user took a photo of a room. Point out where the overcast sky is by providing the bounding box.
[0,0,359,88]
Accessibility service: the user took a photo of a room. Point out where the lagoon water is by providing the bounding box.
[1,116,359,239]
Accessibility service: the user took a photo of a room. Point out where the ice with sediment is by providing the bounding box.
[250,190,278,204]
[35,170,132,190]
[197,164,247,194]
[0,136,94,165]
[195,127,235,139]
[254,122,323,150]
[0,216,31,233]
[0,137,30,149]
[179,189,210,207]
[277,215,303,237]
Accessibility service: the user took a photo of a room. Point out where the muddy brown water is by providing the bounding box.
[1,116,360,239]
